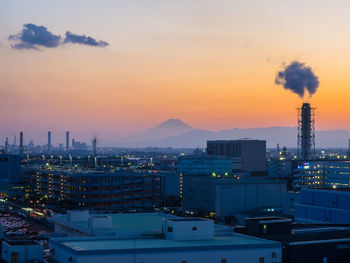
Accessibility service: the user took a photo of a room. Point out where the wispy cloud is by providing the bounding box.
[63,31,109,47]
[9,23,109,50]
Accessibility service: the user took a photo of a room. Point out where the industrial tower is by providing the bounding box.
[297,103,315,160]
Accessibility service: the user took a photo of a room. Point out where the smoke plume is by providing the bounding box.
[275,61,319,98]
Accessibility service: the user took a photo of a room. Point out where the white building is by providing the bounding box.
[1,240,43,263]
[49,216,281,263]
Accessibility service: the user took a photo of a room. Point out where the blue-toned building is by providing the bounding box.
[295,188,350,223]
[293,161,350,189]
[177,156,234,197]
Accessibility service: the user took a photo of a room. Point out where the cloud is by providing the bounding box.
[63,31,109,47]
[8,23,61,50]
[8,23,109,50]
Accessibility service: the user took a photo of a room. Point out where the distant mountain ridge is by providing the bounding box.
[123,118,195,143]
[118,119,350,148]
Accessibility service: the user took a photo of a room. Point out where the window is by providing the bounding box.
[192,226,197,231]
[168,226,173,232]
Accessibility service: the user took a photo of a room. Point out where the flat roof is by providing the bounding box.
[53,213,177,235]
[168,218,207,222]
[50,233,280,255]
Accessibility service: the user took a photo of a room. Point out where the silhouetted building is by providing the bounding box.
[207,140,266,174]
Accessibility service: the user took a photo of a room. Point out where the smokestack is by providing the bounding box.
[19,132,23,155]
[66,131,70,152]
[5,137,8,154]
[48,131,51,153]
[92,137,97,156]
[297,103,315,160]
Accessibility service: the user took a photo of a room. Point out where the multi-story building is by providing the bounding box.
[22,167,165,210]
[293,161,350,189]
[207,140,267,174]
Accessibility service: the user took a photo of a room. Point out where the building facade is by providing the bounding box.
[207,140,267,173]
[22,167,165,210]
[293,161,350,189]
[295,188,350,224]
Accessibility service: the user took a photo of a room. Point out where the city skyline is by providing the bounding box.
[2,1,350,144]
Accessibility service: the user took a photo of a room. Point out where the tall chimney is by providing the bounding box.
[19,132,23,155]
[48,131,51,153]
[5,137,8,154]
[297,103,315,160]
[92,137,97,156]
[66,131,70,152]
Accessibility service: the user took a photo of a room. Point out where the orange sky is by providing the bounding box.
[1,0,350,144]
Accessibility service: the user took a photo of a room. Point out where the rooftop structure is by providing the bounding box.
[49,213,281,263]
[52,211,178,237]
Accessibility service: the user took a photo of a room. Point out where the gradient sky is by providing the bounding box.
[1,0,350,145]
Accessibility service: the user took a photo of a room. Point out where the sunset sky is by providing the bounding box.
[1,0,350,145]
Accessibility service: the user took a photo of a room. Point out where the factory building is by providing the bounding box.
[49,212,282,263]
[207,139,267,174]
[295,188,350,224]
[177,155,247,198]
[21,168,166,211]
[182,175,286,223]
[293,161,350,189]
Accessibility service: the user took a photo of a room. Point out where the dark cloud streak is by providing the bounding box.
[63,31,109,47]
[8,23,109,50]
[9,23,61,50]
